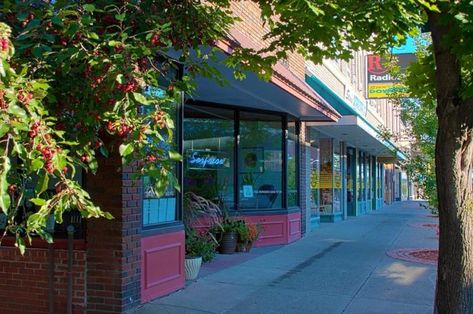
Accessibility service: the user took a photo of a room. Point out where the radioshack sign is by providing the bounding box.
[366,53,416,98]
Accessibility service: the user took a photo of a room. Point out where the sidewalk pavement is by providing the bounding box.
[136,201,438,314]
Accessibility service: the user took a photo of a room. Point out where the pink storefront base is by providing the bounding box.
[141,230,185,303]
[140,212,301,303]
[193,211,302,247]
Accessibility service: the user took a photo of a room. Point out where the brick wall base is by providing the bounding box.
[0,246,86,314]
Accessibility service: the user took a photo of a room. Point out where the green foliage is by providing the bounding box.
[185,228,217,262]
[399,36,438,210]
[0,0,260,252]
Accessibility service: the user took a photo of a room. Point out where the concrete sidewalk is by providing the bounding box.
[137,201,437,314]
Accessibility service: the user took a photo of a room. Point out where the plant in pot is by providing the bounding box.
[185,228,218,280]
[236,221,261,252]
[209,217,241,254]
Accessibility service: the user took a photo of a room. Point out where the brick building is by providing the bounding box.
[0,2,408,313]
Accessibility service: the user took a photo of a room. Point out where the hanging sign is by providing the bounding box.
[366,53,416,99]
[187,150,230,170]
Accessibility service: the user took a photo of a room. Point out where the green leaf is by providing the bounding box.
[15,236,25,255]
[99,145,109,158]
[115,14,126,22]
[168,151,182,161]
[0,124,9,138]
[30,198,46,206]
[7,104,27,120]
[51,16,63,26]
[119,143,134,157]
[31,159,44,171]
[0,156,11,214]
[133,92,150,104]
[35,171,49,196]
[116,74,124,83]
[83,4,96,12]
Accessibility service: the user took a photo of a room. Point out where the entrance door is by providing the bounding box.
[346,148,356,216]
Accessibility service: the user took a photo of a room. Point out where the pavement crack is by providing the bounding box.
[269,241,343,286]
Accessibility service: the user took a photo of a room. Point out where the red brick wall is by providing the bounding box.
[86,152,142,313]
[230,1,306,79]
[0,246,86,314]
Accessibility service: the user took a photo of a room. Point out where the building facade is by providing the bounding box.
[0,3,410,313]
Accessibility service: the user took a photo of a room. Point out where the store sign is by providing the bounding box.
[366,53,416,99]
[187,151,230,170]
[345,86,368,116]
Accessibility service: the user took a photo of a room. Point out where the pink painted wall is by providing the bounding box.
[192,212,302,247]
[141,230,185,303]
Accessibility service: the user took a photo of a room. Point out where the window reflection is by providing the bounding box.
[239,112,283,210]
[184,105,235,210]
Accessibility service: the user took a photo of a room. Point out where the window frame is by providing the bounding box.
[183,101,300,212]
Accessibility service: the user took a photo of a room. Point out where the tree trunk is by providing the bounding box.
[429,12,473,314]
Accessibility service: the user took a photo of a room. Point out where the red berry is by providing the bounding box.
[8,184,17,193]
[80,154,90,163]
[146,155,157,162]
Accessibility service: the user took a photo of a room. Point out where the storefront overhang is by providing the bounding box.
[190,51,339,121]
[306,115,406,160]
[305,72,407,161]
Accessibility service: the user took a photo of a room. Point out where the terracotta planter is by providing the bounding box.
[219,231,237,254]
[185,256,202,280]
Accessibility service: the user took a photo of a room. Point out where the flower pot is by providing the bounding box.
[185,256,202,280]
[219,231,237,254]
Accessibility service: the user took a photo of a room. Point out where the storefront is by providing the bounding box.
[182,102,302,246]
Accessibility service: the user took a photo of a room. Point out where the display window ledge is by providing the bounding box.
[0,236,86,250]
[227,207,301,216]
[320,212,343,223]
[141,221,184,238]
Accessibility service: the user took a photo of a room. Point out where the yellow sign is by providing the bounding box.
[367,82,409,99]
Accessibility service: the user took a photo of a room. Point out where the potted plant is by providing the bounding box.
[209,217,241,254]
[185,228,217,280]
[236,221,261,252]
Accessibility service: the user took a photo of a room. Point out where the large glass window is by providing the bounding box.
[367,155,372,201]
[319,138,333,214]
[142,97,180,226]
[183,105,235,210]
[307,128,320,218]
[287,121,298,207]
[333,140,342,213]
[239,112,283,210]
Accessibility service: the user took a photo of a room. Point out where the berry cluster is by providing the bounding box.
[38,145,56,174]
[20,13,34,28]
[17,90,33,105]
[153,110,167,129]
[29,121,41,138]
[0,37,8,52]
[106,120,133,138]
[0,91,7,109]
[117,79,139,93]
[146,154,157,162]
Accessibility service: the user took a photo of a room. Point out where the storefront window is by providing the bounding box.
[367,155,371,201]
[358,151,364,202]
[239,112,283,210]
[308,128,320,217]
[287,121,298,207]
[183,105,235,210]
[142,85,180,226]
[333,140,342,213]
[320,138,333,214]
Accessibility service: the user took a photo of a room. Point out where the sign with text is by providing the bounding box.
[366,53,416,99]
[186,150,230,170]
